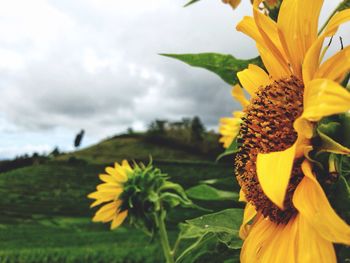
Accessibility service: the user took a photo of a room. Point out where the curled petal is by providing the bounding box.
[256,144,296,209]
[293,160,350,245]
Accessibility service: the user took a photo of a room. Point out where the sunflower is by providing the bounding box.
[219,85,248,148]
[88,160,133,230]
[219,0,350,261]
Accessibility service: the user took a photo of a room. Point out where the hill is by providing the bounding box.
[0,133,240,263]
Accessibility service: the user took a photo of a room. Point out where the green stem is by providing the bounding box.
[155,212,174,263]
[318,0,348,34]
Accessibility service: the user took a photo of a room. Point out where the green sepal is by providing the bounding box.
[317,124,350,154]
[161,53,263,85]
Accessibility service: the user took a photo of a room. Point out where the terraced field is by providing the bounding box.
[0,135,241,262]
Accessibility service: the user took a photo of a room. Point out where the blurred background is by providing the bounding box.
[0,0,348,262]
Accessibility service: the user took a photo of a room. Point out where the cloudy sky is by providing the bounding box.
[0,0,346,159]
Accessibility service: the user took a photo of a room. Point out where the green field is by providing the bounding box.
[0,134,241,262]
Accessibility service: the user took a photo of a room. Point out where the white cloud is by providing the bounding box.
[0,0,347,159]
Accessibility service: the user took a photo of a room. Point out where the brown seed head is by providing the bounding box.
[235,76,304,224]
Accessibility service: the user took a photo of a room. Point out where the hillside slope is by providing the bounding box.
[0,134,240,262]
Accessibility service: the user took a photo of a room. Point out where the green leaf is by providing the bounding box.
[336,155,350,179]
[186,184,239,201]
[317,124,350,154]
[161,53,263,85]
[336,0,350,12]
[184,0,202,7]
[176,209,243,263]
[181,208,243,247]
[216,138,240,161]
[340,113,350,148]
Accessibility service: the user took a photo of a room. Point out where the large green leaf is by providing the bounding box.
[176,209,243,262]
[161,53,262,85]
[186,184,239,201]
[181,208,243,246]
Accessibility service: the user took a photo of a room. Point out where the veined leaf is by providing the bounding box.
[186,184,239,201]
[161,53,262,85]
[180,208,243,249]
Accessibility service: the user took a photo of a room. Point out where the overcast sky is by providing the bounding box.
[0,0,346,159]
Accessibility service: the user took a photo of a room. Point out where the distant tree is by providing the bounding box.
[191,116,205,142]
[148,120,167,135]
[74,129,85,148]
[182,118,192,130]
[127,127,134,135]
[50,147,60,157]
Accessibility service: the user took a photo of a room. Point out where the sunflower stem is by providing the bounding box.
[155,211,175,263]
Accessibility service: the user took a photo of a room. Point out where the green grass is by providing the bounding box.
[59,135,214,164]
[0,134,239,262]
[0,218,164,263]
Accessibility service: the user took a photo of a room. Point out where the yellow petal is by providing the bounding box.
[259,217,298,263]
[303,9,350,83]
[256,143,296,209]
[93,201,120,222]
[302,79,350,122]
[252,0,290,74]
[277,0,323,77]
[236,16,264,48]
[239,202,257,240]
[97,183,122,192]
[257,44,289,80]
[99,174,120,184]
[241,215,297,263]
[87,190,120,201]
[121,159,133,173]
[293,160,350,245]
[231,84,249,107]
[219,114,243,148]
[295,215,336,263]
[106,166,128,183]
[111,210,128,229]
[239,188,246,202]
[293,117,314,140]
[90,199,107,208]
[236,15,289,79]
[237,64,270,96]
[315,46,350,82]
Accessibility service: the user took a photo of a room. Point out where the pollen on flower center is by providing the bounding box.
[235,76,304,224]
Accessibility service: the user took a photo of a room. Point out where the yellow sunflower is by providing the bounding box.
[219,85,248,148]
[220,0,350,261]
[88,160,133,230]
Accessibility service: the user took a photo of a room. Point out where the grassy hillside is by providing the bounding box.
[0,134,240,262]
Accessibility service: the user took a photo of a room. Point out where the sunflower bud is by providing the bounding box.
[88,159,193,233]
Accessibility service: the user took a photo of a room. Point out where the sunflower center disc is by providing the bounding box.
[235,76,304,224]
